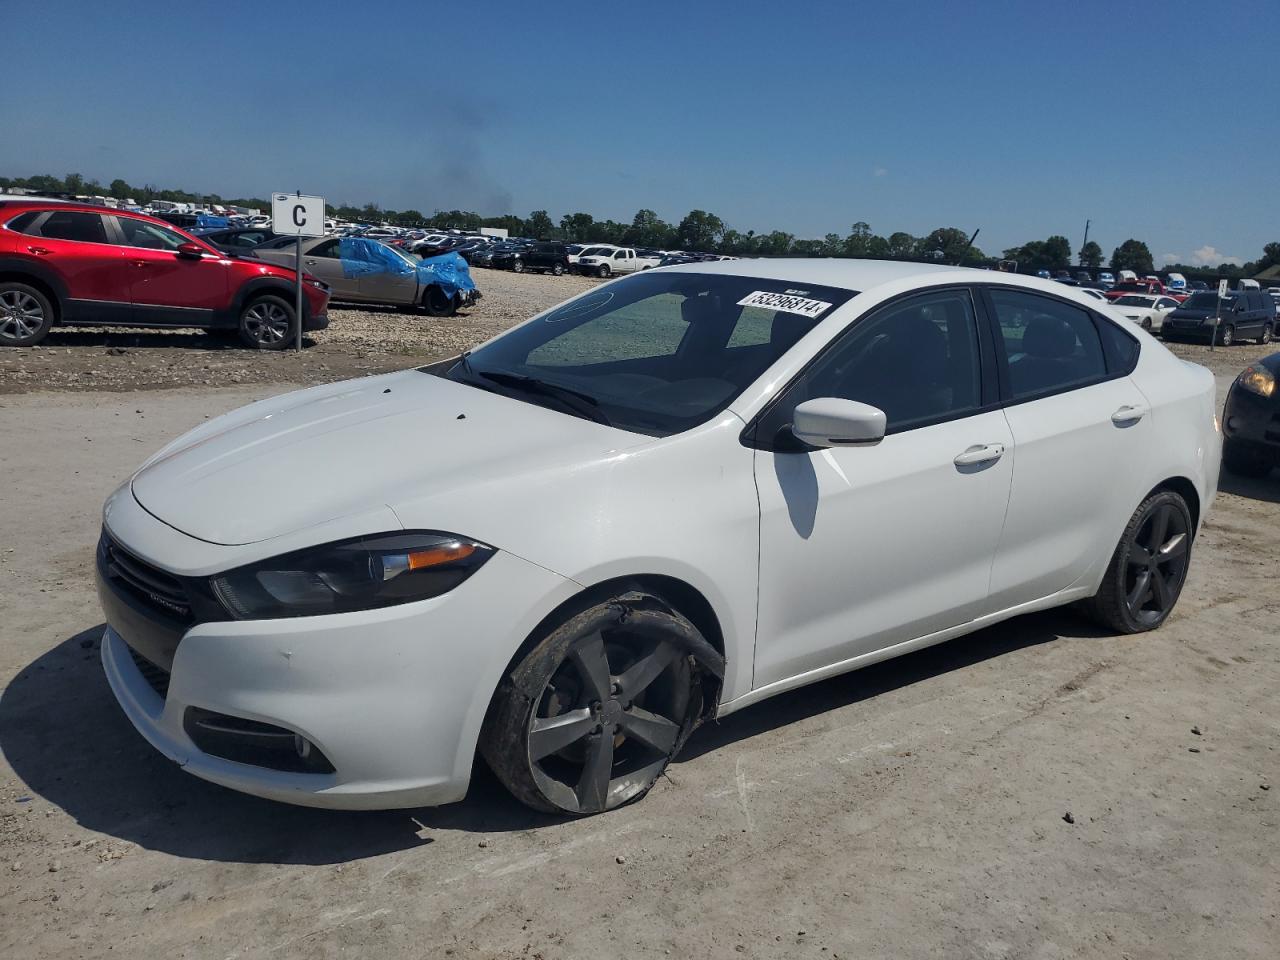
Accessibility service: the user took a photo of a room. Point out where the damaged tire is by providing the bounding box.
[422,285,456,317]
[481,592,722,816]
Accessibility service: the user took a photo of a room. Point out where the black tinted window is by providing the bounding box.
[308,239,340,258]
[6,211,40,234]
[1097,317,1139,373]
[777,289,983,433]
[35,211,108,243]
[988,289,1107,399]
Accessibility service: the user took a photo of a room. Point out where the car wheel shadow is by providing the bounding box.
[1218,469,1279,503]
[30,330,318,351]
[1,610,1106,865]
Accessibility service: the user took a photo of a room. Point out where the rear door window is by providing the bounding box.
[986,288,1108,401]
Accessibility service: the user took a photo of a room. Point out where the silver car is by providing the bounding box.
[253,236,477,316]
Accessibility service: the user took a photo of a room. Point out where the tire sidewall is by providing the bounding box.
[238,294,296,350]
[1104,490,1193,632]
[0,282,54,347]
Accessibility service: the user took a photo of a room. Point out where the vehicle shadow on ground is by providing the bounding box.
[1218,470,1280,504]
[0,611,1100,866]
[30,330,319,350]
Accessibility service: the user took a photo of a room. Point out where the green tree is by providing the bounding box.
[1110,239,1154,274]
[64,172,84,194]
[886,231,917,259]
[623,208,671,248]
[525,210,555,239]
[675,209,724,251]
[917,227,983,265]
[1078,240,1103,269]
[560,212,595,241]
[1043,235,1072,269]
[109,178,131,199]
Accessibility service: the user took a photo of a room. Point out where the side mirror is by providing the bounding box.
[791,398,887,448]
[176,242,205,259]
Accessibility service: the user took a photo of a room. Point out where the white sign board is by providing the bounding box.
[1217,279,1229,298]
[271,193,326,237]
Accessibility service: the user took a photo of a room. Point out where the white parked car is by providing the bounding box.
[1111,294,1180,332]
[97,261,1219,815]
[568,244,617,265]
[575,246,658,277]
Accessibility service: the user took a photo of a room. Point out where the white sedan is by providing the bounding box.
[1111,294,1181,332]
[96,261,1220,815]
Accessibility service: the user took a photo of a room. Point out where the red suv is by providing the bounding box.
[0,201,329,349]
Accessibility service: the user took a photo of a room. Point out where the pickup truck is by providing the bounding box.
[575,247,661,277]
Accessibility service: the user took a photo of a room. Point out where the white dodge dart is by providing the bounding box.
[97,260,1220,815]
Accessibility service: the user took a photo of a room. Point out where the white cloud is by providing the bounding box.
[1190,245,1241,267]
[1160,253,1180,266]
[872,167,888,177]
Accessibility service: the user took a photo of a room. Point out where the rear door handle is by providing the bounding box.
[1111,404,1148,425]
[304,259,318,266]
[954,443,1006,467]
[131,260,148,267]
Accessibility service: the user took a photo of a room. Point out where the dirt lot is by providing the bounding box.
[1,273,1278,959]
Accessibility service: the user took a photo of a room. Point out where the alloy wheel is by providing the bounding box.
[242,302,290,344]
[1123,501,1191,627]
[0,290,45,341]
[527,630,686,815]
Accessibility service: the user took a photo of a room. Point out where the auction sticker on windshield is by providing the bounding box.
[737,290,833,318]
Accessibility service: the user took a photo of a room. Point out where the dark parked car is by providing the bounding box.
[491,241,570,275]
[1162,290,1274,346]
[0,201,329,348]
[1221,352,1279,477]
[194,226,284,253]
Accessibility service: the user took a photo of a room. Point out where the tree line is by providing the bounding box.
[4,171,1275,278]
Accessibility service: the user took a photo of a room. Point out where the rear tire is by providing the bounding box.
[481,595,706,816]
[1141,318,1152,331]
[238,295,295,350]
[1081,490,1193,634]
[1223,438,1272,478]
[1258,324,1273,345]
[0,282,54,347]
[1218,324,1235,347]
[552,262,566,276]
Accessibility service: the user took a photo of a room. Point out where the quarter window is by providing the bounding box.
[987,289,1107,400]
[775,288,983,433]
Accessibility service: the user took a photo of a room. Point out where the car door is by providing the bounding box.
[1154,297,1179,330]
[980,286,1154,611]
[15,210,135,322]
[109,216,229,324]
[751,287,1014,689]
[298,238,359,301]
[356,243,418,305]
[614,249,633,273]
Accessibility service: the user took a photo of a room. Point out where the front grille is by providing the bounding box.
[100,533,193,624]
[127,645,171,699]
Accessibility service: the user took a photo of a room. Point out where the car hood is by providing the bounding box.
[1169,308,1213,319]
[130,370,649,547]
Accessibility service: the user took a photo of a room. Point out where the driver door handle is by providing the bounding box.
[1111,404,1148,425]
[954,443,1005,466]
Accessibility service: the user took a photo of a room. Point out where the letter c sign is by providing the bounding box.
[292,204,307,228]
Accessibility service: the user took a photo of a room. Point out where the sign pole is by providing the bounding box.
[1212,277,1228,352]
[294,191,303,352]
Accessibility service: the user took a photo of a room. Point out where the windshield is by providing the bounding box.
[1181,292,1223,311]
[1115,295,1155,306]
[438,271,856,436]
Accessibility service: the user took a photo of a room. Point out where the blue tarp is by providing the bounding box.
[194,214,230,229]
[338,238,476,299]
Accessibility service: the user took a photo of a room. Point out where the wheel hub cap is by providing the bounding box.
[600,699,623,727]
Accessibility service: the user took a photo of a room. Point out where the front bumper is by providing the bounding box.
[98,516,577,809]
[1223,385,1280,459]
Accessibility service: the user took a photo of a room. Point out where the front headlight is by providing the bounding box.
[210,532,493,620]
[1237,365,1276,399]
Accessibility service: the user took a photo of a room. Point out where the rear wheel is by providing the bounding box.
[1258,324,1273,345]
[481,596,707,815]
[1141,317,1152,331]
[1223,438,1272,478]
[237,295,295,350]
[552,262,566,276]
[1218,324,1235,347]
[1082,490,1193,634]
[0,283,54,347]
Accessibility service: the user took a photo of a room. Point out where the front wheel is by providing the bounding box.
[422,286,455,317]
[597,264,611,278]
[1141,318,1152,331]
[1218,324,1235,347]
[552,262,565,276]
[512,259,525,273]
[1258,324,1273,345]
[238,295,295,350]
[1081,490,1193,634]
[481,597,708,815]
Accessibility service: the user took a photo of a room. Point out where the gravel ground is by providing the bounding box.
[0,268,602,395]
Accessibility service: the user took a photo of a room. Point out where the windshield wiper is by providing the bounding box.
[472,369,612,426]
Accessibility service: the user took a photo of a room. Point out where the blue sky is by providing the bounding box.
[5,0,1277,264]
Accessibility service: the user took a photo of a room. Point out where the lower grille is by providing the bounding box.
[127,645,171,699]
